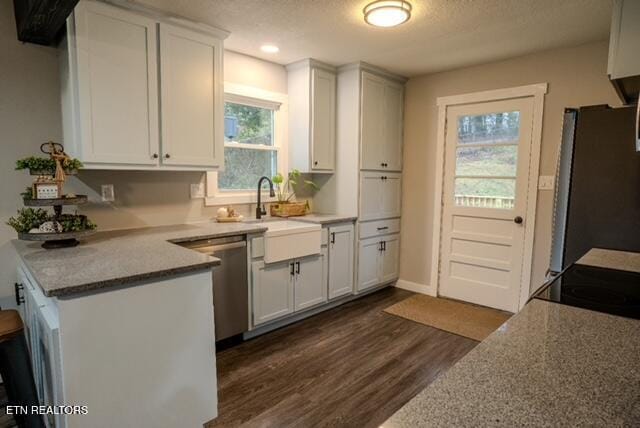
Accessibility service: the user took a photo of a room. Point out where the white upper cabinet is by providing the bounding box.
[288,59,337,173]
[69,1,159,165]
[60,0,227,170]
[159,24,223,167]
[359,172,402,221]
[607,0,640,103]
[360,71,404,171]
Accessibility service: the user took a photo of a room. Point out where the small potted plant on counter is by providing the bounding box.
[270,169,318,217]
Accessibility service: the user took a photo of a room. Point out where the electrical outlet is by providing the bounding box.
[190,183,205,199]
[101,184,115,202]
[538,176,555,190]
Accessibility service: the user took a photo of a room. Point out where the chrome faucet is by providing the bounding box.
[256,176,275,219]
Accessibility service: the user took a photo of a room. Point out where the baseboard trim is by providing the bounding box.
[395,279,436,297]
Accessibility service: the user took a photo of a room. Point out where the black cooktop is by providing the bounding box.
[534,263,640,320]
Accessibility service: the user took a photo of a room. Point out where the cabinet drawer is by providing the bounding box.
[359,219,401,239]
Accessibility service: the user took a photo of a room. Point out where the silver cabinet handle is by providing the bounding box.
[377,226,389,231]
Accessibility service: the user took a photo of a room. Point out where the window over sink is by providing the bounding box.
[206,83,288,205]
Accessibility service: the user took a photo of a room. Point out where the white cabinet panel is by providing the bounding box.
[361,72,385,170]
[73,1,159,165]
[357,237,381,291]
[384,82,404,171]
[159,24,223,167]
[294,254,327,311]
[328,224,354,299]
[381,234,400,283]
[360,172,401,221]
[252,260,294,325]
[311,68,336,170]
[381,173,402,218]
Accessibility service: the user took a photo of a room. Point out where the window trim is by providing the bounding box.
[205,82,288,206]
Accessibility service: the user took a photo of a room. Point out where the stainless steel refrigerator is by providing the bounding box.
[549,105,640,274]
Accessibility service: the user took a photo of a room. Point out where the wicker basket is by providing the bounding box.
[270,202,308,217]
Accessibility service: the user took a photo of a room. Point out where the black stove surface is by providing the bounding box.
[534,264,640,320]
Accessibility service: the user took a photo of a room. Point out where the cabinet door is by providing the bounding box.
[74,1,159,165]
[381,234,400,283]
[252,260,294,325]
[381,173,402,218]
[357,237,382,291]
[159,23,223,167]
[361,72,385,169]
[328,225,354,299]
[359,172,383,221]
[295,255,327,311]
[384,82,404,171]
[311,68,336,171]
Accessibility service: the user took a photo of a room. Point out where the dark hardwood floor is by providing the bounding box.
[207,287,478,428]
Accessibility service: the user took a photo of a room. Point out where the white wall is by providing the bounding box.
[0,0,287,302]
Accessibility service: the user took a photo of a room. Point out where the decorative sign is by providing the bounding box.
[34,181,59,199]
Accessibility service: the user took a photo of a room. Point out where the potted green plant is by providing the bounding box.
[270,169,318,217]
[16,156,83,176]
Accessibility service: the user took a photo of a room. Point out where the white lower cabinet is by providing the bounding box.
[357,234,400,292]
[328,224,354,299]
[359,172,402,221]
[252,260,294,325]
[294,254,327,311]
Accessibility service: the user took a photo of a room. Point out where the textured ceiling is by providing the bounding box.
[130,0,613,77]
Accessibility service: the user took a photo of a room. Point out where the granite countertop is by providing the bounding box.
[13,221,268,298]
[576,248,640,273]
[288,214,357,225]
[383,299,640,427]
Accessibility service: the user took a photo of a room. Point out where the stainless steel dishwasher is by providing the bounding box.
[179,235,248,341]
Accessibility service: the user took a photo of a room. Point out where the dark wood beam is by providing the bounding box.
[13,0,79,46]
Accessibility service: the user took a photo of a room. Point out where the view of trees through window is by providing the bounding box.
[218,102,277,190]
[455,111,520,208]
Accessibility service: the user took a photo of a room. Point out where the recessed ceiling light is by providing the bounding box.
[260,44,280,54]
[363,0,412,28]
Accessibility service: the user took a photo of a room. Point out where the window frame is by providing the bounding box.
[205,82,288,206]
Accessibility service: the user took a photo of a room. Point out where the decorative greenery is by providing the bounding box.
[15,156,83,173]
[57,214,97,233]
[21,186,33,200]
[7,208,96,234]
[272,169,318,203]
[7,208,50,233]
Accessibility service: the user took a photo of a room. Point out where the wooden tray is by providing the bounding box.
[18,229,96,249]
[216,216,243,223]
[23,195,88,206]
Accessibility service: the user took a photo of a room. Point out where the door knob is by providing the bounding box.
[514,216,523,224]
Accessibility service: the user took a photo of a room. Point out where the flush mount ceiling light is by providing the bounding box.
[363,0,412,27]
[260,44,280,53]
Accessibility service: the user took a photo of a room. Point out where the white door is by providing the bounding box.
[357,237,382,291]
[439,98,535,312]
[383,81,404,171]
[359,172,383,221]
[328,225,354,299]
[311,68,336,170]
[361,72,385,169]
[74,1,159,165]
[294,255,326,311]
[252,260,294,325]
[380,234,400,283]
[159,23,223,167]
[380,173,402,218]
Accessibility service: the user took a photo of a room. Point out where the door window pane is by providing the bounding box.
[454,178,515,209]
[218,147,277,190]
[457,111,520,145]
[455,146,518,177]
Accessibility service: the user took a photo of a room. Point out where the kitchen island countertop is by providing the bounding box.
[13,221,268,298]
[383,298,640,427]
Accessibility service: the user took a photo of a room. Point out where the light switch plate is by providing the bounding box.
[190,183,205,199]
[101,184,115,202]
[538,175,555,190]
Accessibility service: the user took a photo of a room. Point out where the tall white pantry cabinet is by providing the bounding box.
[59,0,228,170]
[316,62,406,293]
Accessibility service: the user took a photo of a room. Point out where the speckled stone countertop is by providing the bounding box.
[576,248,640,273]
[383,299,640,427]
[13,222,268,298]
[289,214,357,225]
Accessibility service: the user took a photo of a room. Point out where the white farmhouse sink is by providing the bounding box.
[263,221,321,263]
